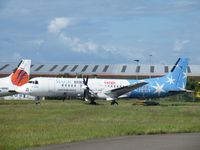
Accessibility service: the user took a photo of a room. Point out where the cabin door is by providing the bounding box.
[48,79,55,93]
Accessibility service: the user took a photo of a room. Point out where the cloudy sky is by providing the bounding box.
[0,0,200,64]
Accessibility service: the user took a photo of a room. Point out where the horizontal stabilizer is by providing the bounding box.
[169,89,194,94]
[8,90,17,93]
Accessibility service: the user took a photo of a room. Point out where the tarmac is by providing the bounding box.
[27,133,200,150]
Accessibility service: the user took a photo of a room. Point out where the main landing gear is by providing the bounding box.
[85,97,98,105]
[111,100,118,105]
[89,101,97,105]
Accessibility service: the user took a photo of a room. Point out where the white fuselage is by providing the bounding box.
[17,77,131,99]
[0,75,17,96]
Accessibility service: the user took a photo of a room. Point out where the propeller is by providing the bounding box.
[83,76,88,86]
[83,76,97,104]
[82,76,90,100]
[82,75,97,104]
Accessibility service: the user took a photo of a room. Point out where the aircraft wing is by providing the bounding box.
[104,82,148,100]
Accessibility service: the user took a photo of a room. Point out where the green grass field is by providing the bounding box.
[1,99,200,150]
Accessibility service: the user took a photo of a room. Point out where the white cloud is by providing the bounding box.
[59,33,101,53]
[48,17,72,34]
[58,32,123,55]
[47,17,127,59]
[173,39,189,52]
[47,18,113,54]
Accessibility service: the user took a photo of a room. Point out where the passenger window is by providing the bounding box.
[35,81,38,84]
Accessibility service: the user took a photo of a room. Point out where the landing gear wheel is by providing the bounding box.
[111,100,118,105]
[89,101,97,105]
[35,96,41,105]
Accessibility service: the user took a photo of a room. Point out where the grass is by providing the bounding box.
[0,99,200,150]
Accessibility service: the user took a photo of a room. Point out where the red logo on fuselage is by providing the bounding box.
[104,81,116,85]
[11,69,29,86]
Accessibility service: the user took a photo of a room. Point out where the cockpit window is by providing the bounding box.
[28,80,38,84]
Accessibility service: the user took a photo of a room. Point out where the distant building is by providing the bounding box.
[0,61,199,81]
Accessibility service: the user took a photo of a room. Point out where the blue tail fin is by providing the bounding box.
[166,58,189,89]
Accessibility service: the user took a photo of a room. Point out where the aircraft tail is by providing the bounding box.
[9,59,31,87]
[166,58,189,89]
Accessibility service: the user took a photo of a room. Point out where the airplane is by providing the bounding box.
[16,58,189,105]
[0,59,31,96]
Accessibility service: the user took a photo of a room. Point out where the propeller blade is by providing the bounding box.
[83,89,86,99]
[83,76,88,85]
[83,75,90,100]
[85,76,88,85]
[83,78,86,85]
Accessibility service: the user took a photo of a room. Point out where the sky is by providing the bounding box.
[0,0,200,65]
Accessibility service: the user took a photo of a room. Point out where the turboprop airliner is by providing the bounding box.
[0,59,31,96]
[16,58,189,105]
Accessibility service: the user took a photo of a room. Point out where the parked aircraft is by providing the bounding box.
[16,58,189,105]
[0,59,31,96]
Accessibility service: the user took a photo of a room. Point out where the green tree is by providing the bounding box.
[186,78,199,92]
